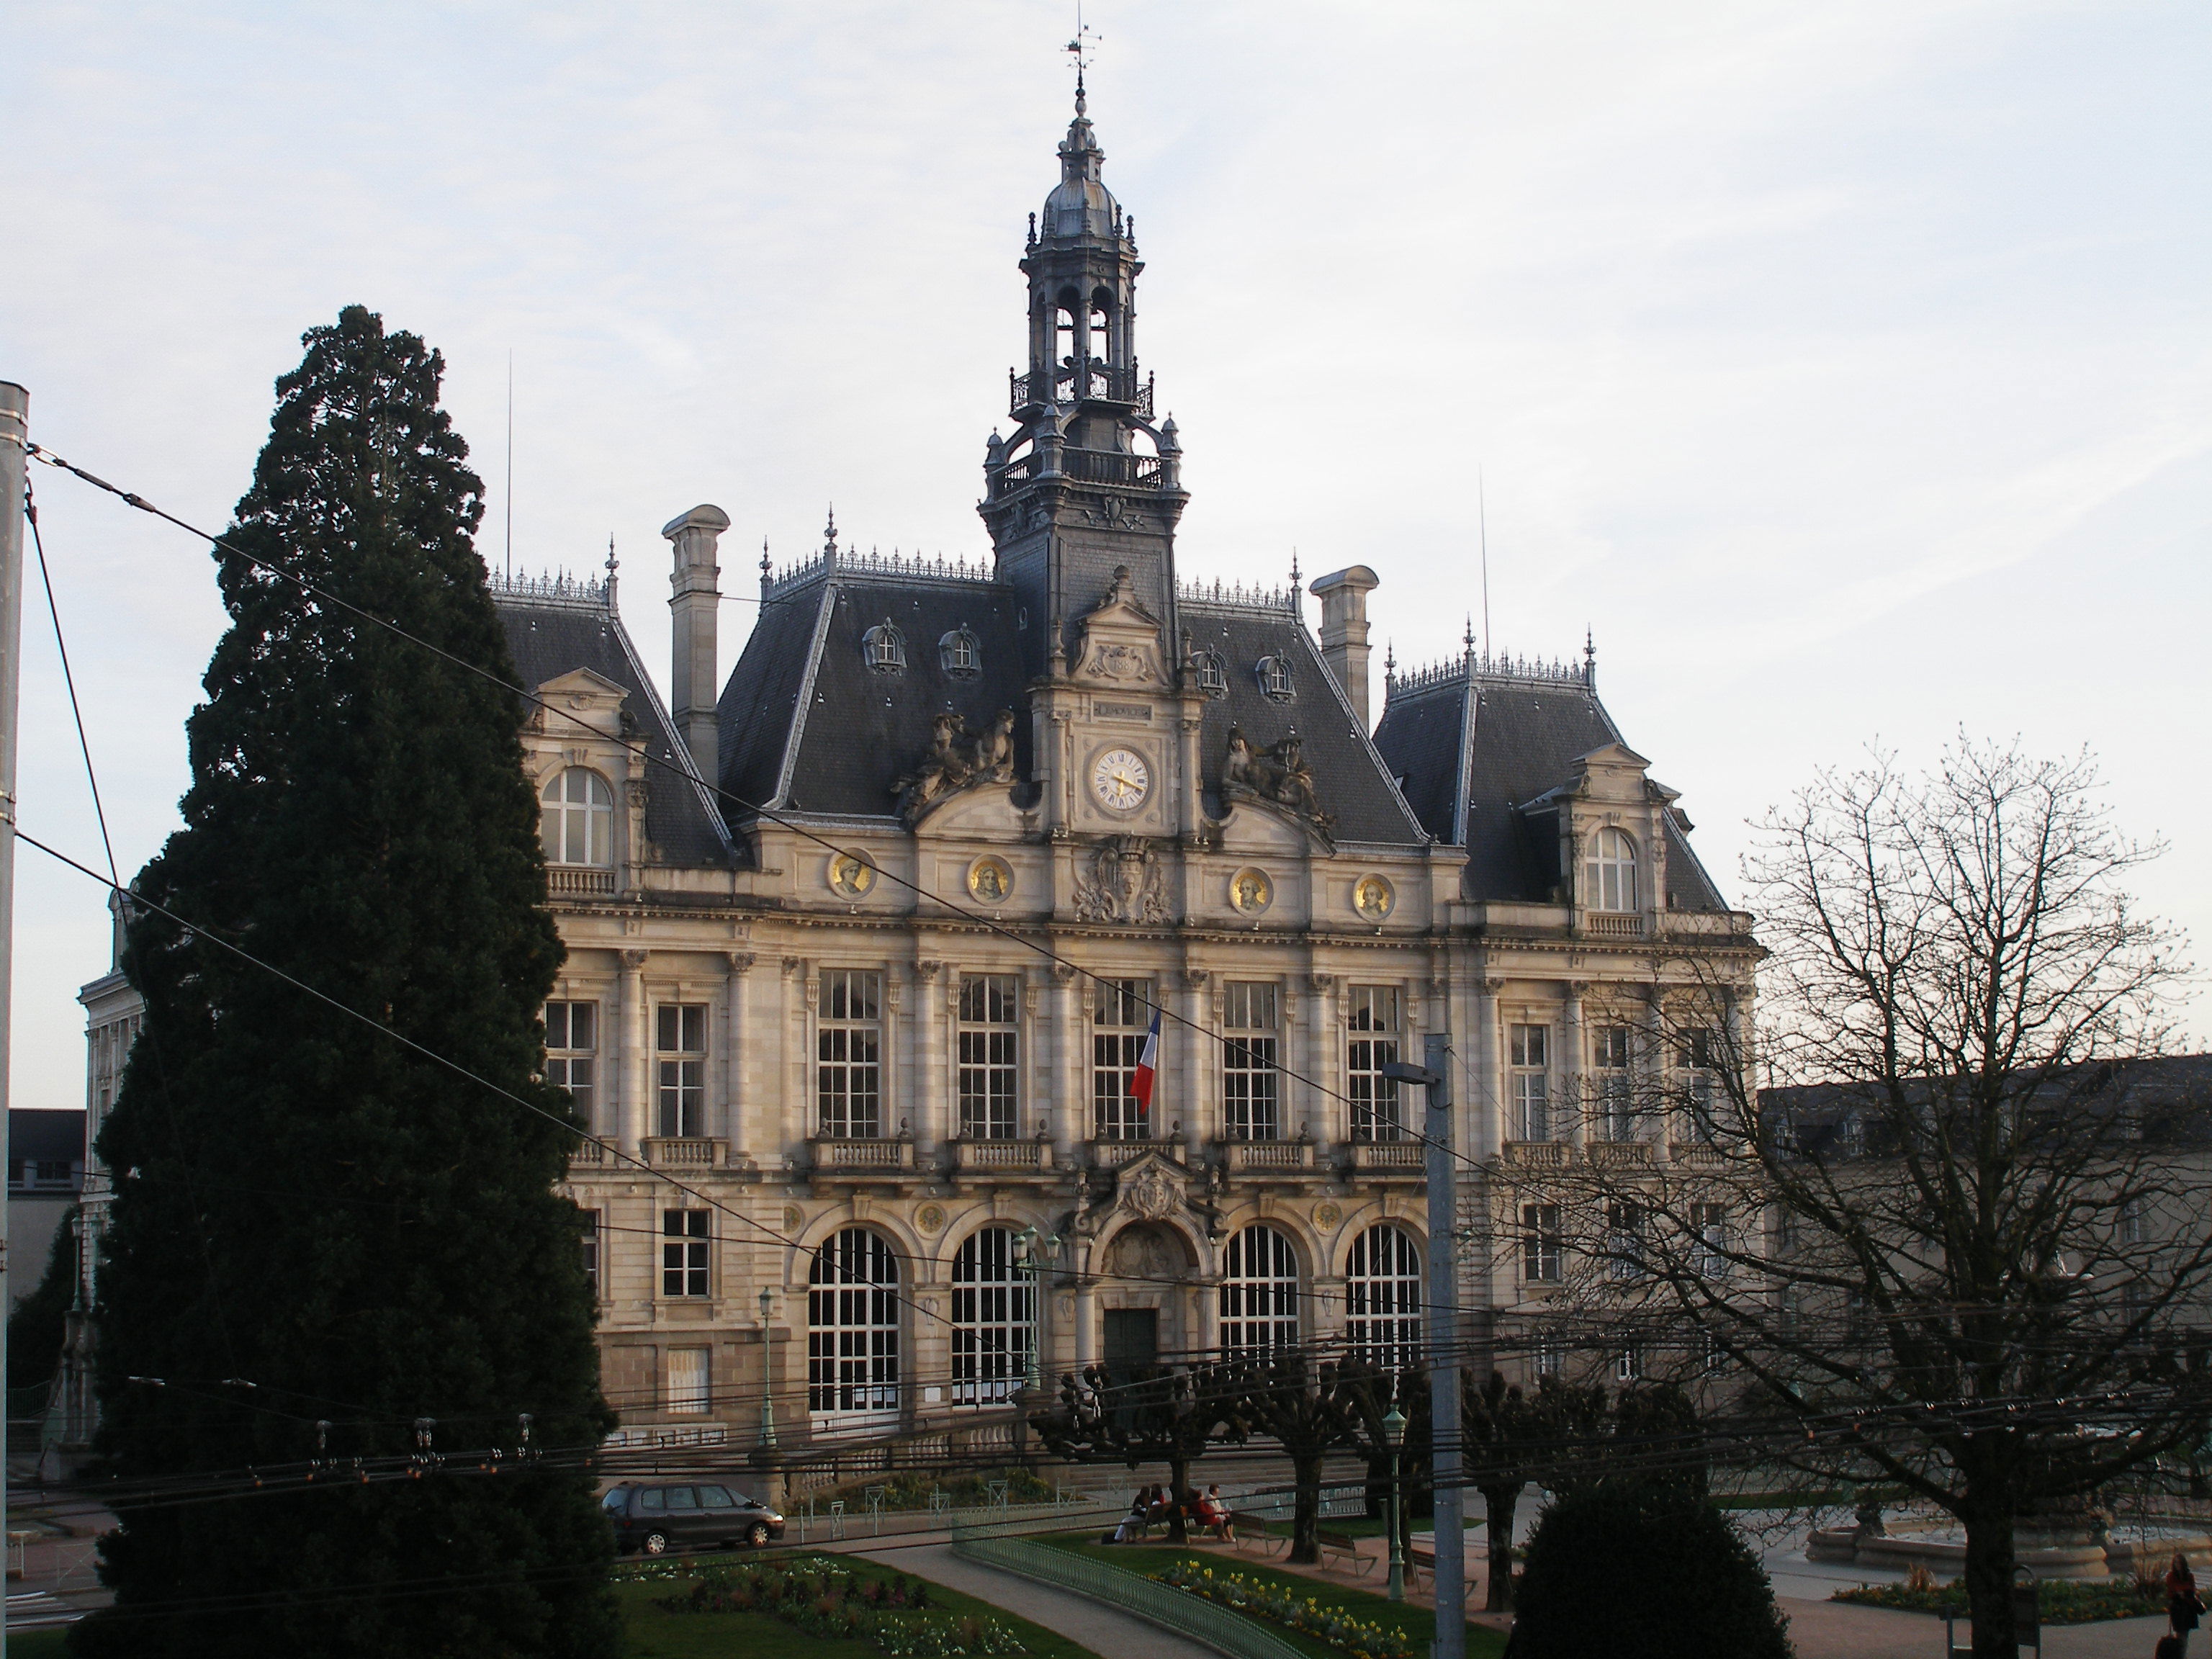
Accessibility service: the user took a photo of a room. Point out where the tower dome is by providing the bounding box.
[1041,94,1120,241]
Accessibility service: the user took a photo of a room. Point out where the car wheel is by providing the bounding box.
[747,1521,771,1548]
[641,1530,673,1557]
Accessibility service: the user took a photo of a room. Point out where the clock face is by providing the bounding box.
[1091,747,1151,811]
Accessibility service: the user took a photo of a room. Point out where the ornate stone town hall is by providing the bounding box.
[75,92,1757,1447]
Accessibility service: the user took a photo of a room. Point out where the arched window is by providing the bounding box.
[862,620,907,673]
[1345,1225,1422,1367]
[1055,305,1077,372]
[1255,656,1295,701]
[952,1227,1033,1406]
[1218,1224,1300,1354]
[808,1228,900,1425]
[939,626,981,678]
[539,768,613,866]
[1583,827,1637,912]
[1193,649,1228,698]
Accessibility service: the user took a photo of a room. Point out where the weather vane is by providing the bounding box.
[1067,1,1100,109]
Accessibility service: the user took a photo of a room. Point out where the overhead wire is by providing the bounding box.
[20,441,1501,1185]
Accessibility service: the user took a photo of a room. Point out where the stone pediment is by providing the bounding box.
[1071,565,1166,688]
[532,667,629,738]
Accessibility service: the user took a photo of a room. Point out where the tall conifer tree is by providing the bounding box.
[74,307,615,1658]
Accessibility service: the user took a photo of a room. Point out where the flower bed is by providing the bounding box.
[1151,1563,1417,1659]
[1832,1575,2166,1624]
[653,1557,1030,1656]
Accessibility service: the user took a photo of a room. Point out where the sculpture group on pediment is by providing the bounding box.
[1223,725,1334,835]
[1074,835,1169,925]
[892,708,1018,826]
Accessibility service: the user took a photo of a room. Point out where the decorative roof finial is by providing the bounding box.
[1384,641,1397,685]
[824,505,838,558]
[1584,627,1596,680]
[604,534,619,606]
[1067,1,1096,116]
[760,536,771,582]
[1288,547,1301,589]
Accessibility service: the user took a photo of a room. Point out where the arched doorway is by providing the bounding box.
[1098,1223,1197,1381]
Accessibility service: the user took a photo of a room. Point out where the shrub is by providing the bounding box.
[1511,1485,1791,1659]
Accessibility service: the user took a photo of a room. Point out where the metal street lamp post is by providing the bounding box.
[1383,1398,1408,1602]
[757,1287,778,1450]
[1381,1038,1462,1659]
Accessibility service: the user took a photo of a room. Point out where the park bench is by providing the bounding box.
[1406,1544,1479,1600]
[1231,1513,1285,1556]
[1316,1529,1372,1576]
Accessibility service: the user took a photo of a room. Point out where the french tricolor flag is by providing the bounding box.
[1131,1007,1162,1110]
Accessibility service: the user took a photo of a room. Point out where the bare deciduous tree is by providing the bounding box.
[1537,740,2205,1659]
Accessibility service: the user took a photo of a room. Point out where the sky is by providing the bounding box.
[4,1,2208,1112]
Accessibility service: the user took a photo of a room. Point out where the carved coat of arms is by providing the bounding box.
[1074,835,1168,924]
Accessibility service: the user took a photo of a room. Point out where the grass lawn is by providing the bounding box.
[619,1552,1106,1659]
[1040,1535,1507,1659]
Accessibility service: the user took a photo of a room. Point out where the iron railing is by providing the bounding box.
[1010,365,1155,417]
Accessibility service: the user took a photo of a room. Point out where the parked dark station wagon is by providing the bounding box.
[602,1480,786,1555]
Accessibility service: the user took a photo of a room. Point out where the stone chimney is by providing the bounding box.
[1309,565,1380,731]
[662,504,729,785]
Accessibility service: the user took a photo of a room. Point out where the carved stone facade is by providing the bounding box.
[68,90,1758,1457]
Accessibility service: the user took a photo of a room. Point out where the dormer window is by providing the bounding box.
[1194,649,1228,698]
[940,626,981,678]
[862,621,907,674]
[1583,826,1638,912]
[541,768,613,867]
[1255,655,1294,701]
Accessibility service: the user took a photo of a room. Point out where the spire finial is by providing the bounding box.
[824,505,838,557]
[1385,641,1397,685]
[1289,547,1301,588]
[1584,627,1596,680]
[1067,1,1097,116]
[604,534,619,607]
[760,536,771,580]
[1464,613,1476,657]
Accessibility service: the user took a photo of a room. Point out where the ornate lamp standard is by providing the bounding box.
[1383,1396,1408,1602]
[757,1288,778,1451]
[1015,1226,1061,1399]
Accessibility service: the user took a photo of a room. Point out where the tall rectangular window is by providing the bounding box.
[1521,1202,1563,1283]
[817,971,882,1138]
[1677,1027,1719,1140]
[1532,1332,1563,1378]
[581,1208,603,1300]
[1606,1202,1644,1281]
[957,974,1020,1139]
[1593,1024,1635,1142]
[665,1346,711,1415]
[1692,1202,1729,1279]
[662,1209,710,1298]
[1510,1024,1550,1142]
[545,1001,598,1125]
[1092,979,1152,1141]
[1346,986,1402,1142]
[656,1003,706,1138]
[1223,982,1280,1141]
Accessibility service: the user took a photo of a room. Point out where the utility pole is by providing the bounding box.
[0,379,32,1659]
[1384,1035,1462,1659]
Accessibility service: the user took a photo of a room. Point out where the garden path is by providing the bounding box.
[862,1542,1230,1659]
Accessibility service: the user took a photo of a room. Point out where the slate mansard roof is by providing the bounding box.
[1179,596,1427,845]
[496,581,734,868]
[710,556,1428,846]
[717,565,1035,822]
[1370,656,1729,910]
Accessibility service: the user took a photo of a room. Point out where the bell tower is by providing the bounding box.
[981,78,1189,680]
